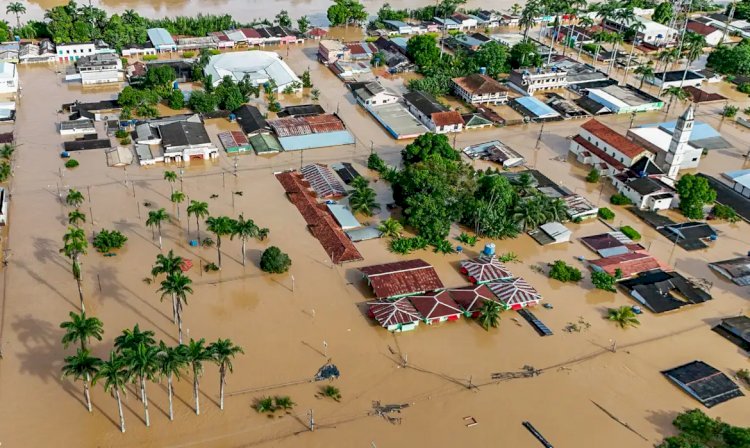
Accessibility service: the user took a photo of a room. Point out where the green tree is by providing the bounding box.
[163,170,177,194]
[66,188,85,208]
[713,204,739,222]
[60,311,103,351]
[681,31,706,84]
[652,1,673,24]
[92,229,127,253]
[186,200,209,240]
[145,65,176,89]
[676,174,716,219]
[114,324,156,353]
[635,63,655,89]
[259,246,291,273]
[327,0,367,26]
[185,338,212,415]
[406,34,441,69]
[402,133,458,165]
[377,218,403,238]
[151,249,184,279]
[231,214,260,267]
[215,76,246,111]
[157,272,193,343]
[171,190,186,220]
[68,209,86,227]
[586,168,601,183]
[548,260,582,283]
[123,341,159,427]
[0,143,15,160]
[94,351,128,432]
[275,9,292,27]
[206,216,236,268]
[156,341,188,421]
[0,160,9,182]
[300,69,312,88]
[6,1,27,29]
[168,89,185,109]
[663,86,688,115]
[311,88,320,102]
[509,41,542,68]
[607,305,640,328]
[478,300,502,330]
[61,226,88,312]
[208,338,244,410]
[187,89,218,113]
[62,348,101,413]
[519,0,541,38]
[591,270,617,292]
[297,16,310,34]
[146,208,169,249]
[349,184,379,216]
[471,41,508,77]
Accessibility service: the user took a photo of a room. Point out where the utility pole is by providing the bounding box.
[308,409,315,432]
[629,111,636,129]
[535,121,545,149]
[323,340,328,358]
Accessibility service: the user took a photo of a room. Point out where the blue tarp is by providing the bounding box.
[277,130,355,151]
[515,96,560,119]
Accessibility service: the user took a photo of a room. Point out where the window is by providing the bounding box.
[692,157,698,161]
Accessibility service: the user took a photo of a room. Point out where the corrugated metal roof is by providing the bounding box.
[326,204,360,229]
[147,28,176,47]
[278,131,354,151]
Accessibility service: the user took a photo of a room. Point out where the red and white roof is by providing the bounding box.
[487,278,542,308]
[368,298,422,328]
[448,284,497,313]
[408,290,463,321]
[459,255,513,284]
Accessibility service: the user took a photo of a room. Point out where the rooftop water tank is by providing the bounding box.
[479,67,487,75]
[483,243,496,256]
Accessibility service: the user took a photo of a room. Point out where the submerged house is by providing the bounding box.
[487,278,542,310]
[709,257,750,286]
[368,298,423,332]
[408,290,463,324]
[712,316,750,351]
[618,270,712,313]
[448,284,498,317]
[459,255,513,284]
[662,361,744,408]
[360,259,444,299]
[589,251,670,279]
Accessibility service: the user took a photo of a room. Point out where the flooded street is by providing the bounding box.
[0,38,750,448]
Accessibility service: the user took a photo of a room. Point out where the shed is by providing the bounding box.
[249,133,282,154]
[301,164,347,198]
[512,96,561,121]
[709,257,750,286]
[459,255,513,284]
[218,131,252,153]
[368,298,423,332]
[408,290,463,324]
[360,259,444,299]
[448,284,498,317]
[346,226,382,242]
[487,278,542,310]
[712,316,750,351]
[662,361,744,408]
[63,139,111,151]
[331,162,361,184]
[529,222,572,246]
[326,203,360,230]
[233,105,269,136]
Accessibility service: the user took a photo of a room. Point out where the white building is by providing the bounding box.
[451,73,509,105]
[722,169,750,199]
[647,70,705,90]
[19,40,56,64]
[56,42,96,62]
[65,53,123,85]
[159,121,218,163]
[611,174,677,211]
[204,51,301,92]
[604,16,678,46]
[59,119,96,136]
[0,62,18,94]
[654,106,700,179]
[0,186,8,226]
[403,91,465,134]
[351,81,400,106]
[508,68,568,95]
[687,20,725,47]
[569,119,652,175]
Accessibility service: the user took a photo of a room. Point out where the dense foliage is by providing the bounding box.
[591,270,618,292]
[508,41,543,69]
[676,174,716,219]
[259,246,291,274]
[658,409,750,448]
[712,204,740,222]
[548,260,583,283]
[598,207,615,220]
[92,229,128,253]
[610,193,632,205]
[707,39,750,76]
[327,0,368,27]
[585,168,600,183]
[619,225,641,241]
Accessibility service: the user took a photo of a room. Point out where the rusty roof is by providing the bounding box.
[407,290,463,320]
[581,119,648,159]
[590,252,670,278]
[448,284,498,313]
[452,74,508,96]
[268,114,346,137]
[360,259,444,299]
[431,111,465,127]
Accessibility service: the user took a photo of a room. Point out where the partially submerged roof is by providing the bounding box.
[360,259,444,299]
[276,104,326,118]
[709,257,750,286]
[459,255,513,284]
[345,226,382,242]
[159,121,211,148]
[513,96,560,120]
[663,361,744,408]
[269,114,346,137]
[233,105,269,135]
[452,73,508,95]
[368,298,422,328]
[408,290,463,321]
[590,251,670,278]
[581,232,641,257]
[331,162,361,185]
[487,278,542,308]
[326,203,360,230]
[618,269,712,313]
[301,164,347,198]
[712,316,750,351]
[403,90,446,117]
[448,284,497,314]
[581,119,648,159]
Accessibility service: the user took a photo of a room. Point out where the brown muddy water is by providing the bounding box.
[0,41,749,447]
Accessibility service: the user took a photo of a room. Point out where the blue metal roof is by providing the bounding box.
[384,20,410,28]
[147,28,176,48]
[515,96,559,118]
[277,130,355,151]
[391,37,408,50]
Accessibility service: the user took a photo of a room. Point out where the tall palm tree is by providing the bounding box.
[656,47,680,83]
[146,208,169,249]
[68,209,86,227]
[663,86,688,115]
[544,197,567,222]
[185,338,212,415]
[62,348,101,413]
[681,31,706,86]
[478,300,502,330]
[60,226,88,312]
[60,311,103,351]
[186,200,209,241]
[151,250,184,278]
[171,191,186,220]
[123,341,159,427]
[511,172,535,196]
[230,214,259,267]
[164,170,177,195]
[513,196,549,231]
[205,216,235,268]
[94,351,128,432]
[156,342,188,421]
[635,63,655,89]
[114,324,156,354]
[208,338,244,410]
[66,188,85,208]
[7,2,27,29]
[349,186,379,216]
[157,272,193,344]
[520,0,541,39]
[607,305,640,328]
[620,20,646,85]
[377,218,403,238]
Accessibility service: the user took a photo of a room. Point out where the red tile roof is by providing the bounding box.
[448,284,497,313]
[590,252,670,277]
[581,119,648,159]
[452,74,508,96]
[408,290,463,321]
[307,27,328,37]
[572,135,626,171]
[275,171,363,264]
[682,86,726,103]
[686,21,719,37]
[368,298,422,328]
[241,28,262,39]
[360,259,444,299]
[431,111,465,127]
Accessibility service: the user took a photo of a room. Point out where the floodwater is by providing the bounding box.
[1,38,750,448]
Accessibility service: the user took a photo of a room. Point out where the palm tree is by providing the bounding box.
[656,47,680,82]
[0,160,10,182]
[171,191,186,220]
[156,342,188,421]
[349,186,379,216]
[151,249,184,278]
[205,216,235,268]
[230,214,259,267]
[620,20,646,85]
[60,226,88,312]
[208,338,244,410]
[544,197,567,222]
[511,2,522,15]
[123,341,159,427]
[635,63,655,89]
[520,0,541,39]
[377,218,403,238]
[164,170,177,195]
[186,200,209,241]
[607,305,640,328]
[60,311,103,351]
[146,208,169,249]
[681,31,706,86]
[185,338,212,415]
[157,272,193,344]
[68,209,86,227]
[7,2,27,29]
[513,196,549,231]
[510,172,535,196]
[0,143,15,160]
[663,86,688,115]
[66,188,85,208]
[62,348,101,413]
[94,351,128,432]
[114,324,156,354]
[478,300,502,330]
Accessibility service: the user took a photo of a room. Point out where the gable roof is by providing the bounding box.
[368,298,422,328]
[460,255,513,284]
[709,257,750,286]
[686,20,721,36]
[159,121,211,148]
[408,290,463,320]
[712,316,750,351]
[300,163,347,198]
[590,251,670,278]
[360,259,444,299]
[403,90,445,116]
[581,119,649,159]
[663,361,744,408]
[487,278,542,308]
[432,111,465,127]
[233,105,269,135]
[452,73,508,95]
[619,269,712,313]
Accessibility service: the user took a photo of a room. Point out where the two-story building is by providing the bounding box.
[452,73,509,105]
[569,119,652,175]
[56,42,96,62]
[0,62,18,94]
[508,68,568,95]
[65,53,122,85]
[403,91,465,133]
[318,39,349,64]
[351,81,400,107]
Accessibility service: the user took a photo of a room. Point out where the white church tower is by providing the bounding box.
[660,105,695,179]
